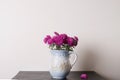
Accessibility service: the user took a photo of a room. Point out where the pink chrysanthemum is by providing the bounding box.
[43,32,79,51]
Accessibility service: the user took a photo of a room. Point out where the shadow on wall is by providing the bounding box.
[80,48,98,71]
[78,47,108,80]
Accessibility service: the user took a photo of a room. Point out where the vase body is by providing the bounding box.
[49,50,77,79]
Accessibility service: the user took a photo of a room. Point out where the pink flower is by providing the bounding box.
[43,35,51,43]
[74,36,78,41]
[59,34,67,39]
[47,39,54,45]
[53,35,63,46]
[67,37,74,46]
[54,32,59,36]
[60,34,68,44]
[74,40,78,46]
[80,74,88,79]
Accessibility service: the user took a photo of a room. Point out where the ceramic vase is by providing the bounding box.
[49,50,77,79]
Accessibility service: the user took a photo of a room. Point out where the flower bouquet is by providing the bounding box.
[43,32,78,79]
[44,32,78,51]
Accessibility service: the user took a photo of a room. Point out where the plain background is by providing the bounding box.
[0,0,120,80]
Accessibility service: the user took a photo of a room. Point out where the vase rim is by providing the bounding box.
[50,50,71,52]
[50,50,70,56]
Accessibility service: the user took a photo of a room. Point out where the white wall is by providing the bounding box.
[0,0,120,79]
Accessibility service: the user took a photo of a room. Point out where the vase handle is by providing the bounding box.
[70,52,78,68]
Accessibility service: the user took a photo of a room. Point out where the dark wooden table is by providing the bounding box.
[12,71,105,80]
